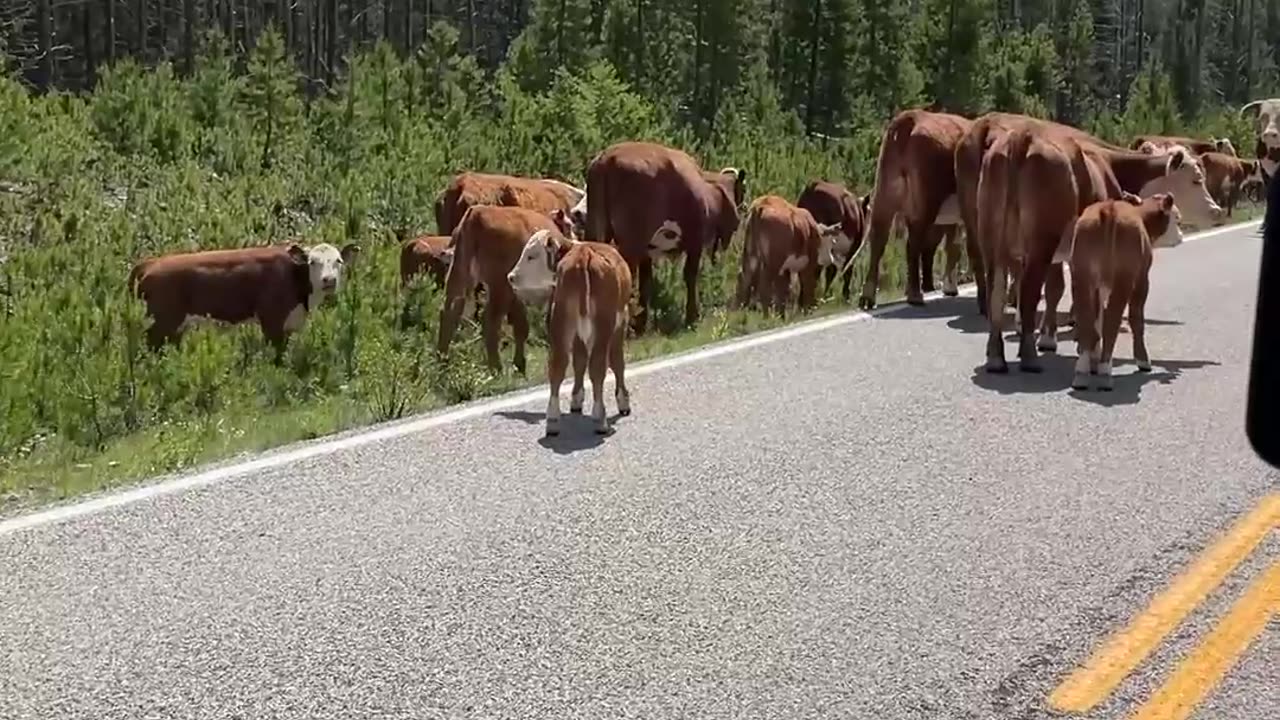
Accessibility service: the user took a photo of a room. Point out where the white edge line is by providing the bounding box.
[0,219,1261,537]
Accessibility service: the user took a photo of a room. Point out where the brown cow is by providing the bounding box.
[399,234,452,288]
[129,241,360,358]
[1130,135,1237,157]
[977,125,1222,373]
[506,230,633,437]
[1069,193,1182,391]
[796,180,867,301]
[436,205,570,375]
[1195,152,1261,217]
[732,195,841,315]
[858,108,972,310]
[434,172,585,235]
[584,141,745,332]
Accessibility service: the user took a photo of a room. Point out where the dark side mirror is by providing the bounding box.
[1246,172,1280,468]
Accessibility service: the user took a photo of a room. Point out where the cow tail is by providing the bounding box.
[127,260,148,297]
[586,157,608,244]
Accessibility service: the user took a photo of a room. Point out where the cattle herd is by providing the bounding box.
[128,98,1280,436]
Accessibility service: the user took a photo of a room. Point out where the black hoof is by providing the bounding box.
[570,406,583,415]
[907,296,926,307]
[545,428,560,438]
[1019,361,1044,374]
[858,297,876,310]
[943,289,959,297]
[986,361,1009,374]
[618,408,631,417]
[594,426,612,435]
[1136,365,1152,374]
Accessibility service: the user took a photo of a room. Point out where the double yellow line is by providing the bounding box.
[1047,494,1280,720]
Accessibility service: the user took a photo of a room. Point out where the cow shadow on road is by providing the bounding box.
[971,355,1220,406]
[494,410,624,454]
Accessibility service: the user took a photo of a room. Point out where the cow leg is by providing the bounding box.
[1071,271,1097,390]
[822,264,836,297]
[1038,263,1065,353]
[1016,251,1050,373]
[772,272,791,318]
[569,338,587,414]
[682,249,702,328]
[920,226,942,294]
[1098,284,1130,392]
[732,254,755,310]
[588,333,611,434]
[507,300,530,377]
[1129,273,1152,372]
[942,227,962,296]
[631,259,654,335]
[610,325,631,417]
[985,258,1010,373]
[905,224,927,305]
[545,336,569,438]
[967,230,988,316]
[436,281,472,359]
[481,289,510,373]
[798,266,818,312]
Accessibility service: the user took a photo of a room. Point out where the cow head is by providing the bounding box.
[566,193,589,239]
[1145,193,1184,249]
[1213,137,1237,156]
[1141,145,1225,228]
[1241,159,1267,204]
[718,167,748,208]
[815,222,844,268]
[288,242,360,302]
[1240,98,1280,151]
[550,209,579,241]
[507,229,572,305]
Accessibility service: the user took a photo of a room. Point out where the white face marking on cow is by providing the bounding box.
[934,194,962,225]
[649,221,682,253]
[290,242,360,309]
[1138,146,1224,228]
[1213,138,1237,156]
[1151,196,1185,249]
[439,246,455,266]
[815,222,842,267]
[569,194,589,236]
[507,229,560,305]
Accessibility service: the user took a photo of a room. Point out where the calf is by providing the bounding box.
[796,180,866,301]
[1197,152,1261,217]
[128,241,360,358]
[506,230,633,437]
[399,234,453,288]
[437,205,569,375]
[1069,193,1181,391]
[733,195,841,315]
[1130,135,1237,157]
[434,172,584,235]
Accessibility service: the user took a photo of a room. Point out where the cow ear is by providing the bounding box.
[287,244,308,264]
[340,243,361,264]
[1160,193,1175,211]
[1167,149,1187,171]
[1120,192,1142,205]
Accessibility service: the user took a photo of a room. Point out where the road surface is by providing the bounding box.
[2,221,1277,720]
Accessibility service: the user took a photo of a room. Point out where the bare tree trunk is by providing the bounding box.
[184,0,195,74]
[36,0,53,91]
[803,0,821,133]
[107,0,119,62]
[83,2,97,87]
[326,0,337,84]
[136,0,147,58]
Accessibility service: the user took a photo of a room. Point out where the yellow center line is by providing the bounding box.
[1127,557,1280,720]
[1047,494,1280,714]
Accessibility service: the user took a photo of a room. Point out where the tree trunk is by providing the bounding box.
[83,1,97,87]
[184,0,195,74]
[107,0,118,62]
[136,0,147,59]
[804,0,821,133]
[36,0,53,91]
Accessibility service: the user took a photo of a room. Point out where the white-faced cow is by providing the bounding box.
[506,229,633,437]
[129,241,360,360]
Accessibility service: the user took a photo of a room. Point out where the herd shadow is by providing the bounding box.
[494,408,625,455]
[969,354,1220,406]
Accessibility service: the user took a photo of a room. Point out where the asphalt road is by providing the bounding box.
[2,221,1277,720]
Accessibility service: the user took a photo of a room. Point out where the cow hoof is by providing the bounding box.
[1072,373,1091,391]
[545,424,561,438]
[985,359,1009,374]
[618,407,631,417]
[594,423,612,435]
[1037,336,1058,353]
[858,296,876,311]
[1098,379,1114,392]
[907,294,926,306]
[1019,359,1043,374]
[1136,361,1152,373]
[943,288,959,297]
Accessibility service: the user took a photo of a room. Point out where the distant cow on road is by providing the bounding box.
[506,229,633,437]
[128,241,360,359]
[1069,192,1182,391]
